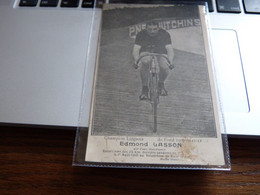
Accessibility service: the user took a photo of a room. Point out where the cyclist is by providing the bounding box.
[132,20,174,100]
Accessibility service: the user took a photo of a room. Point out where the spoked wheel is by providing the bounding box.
[152,101,157,133]
[149,73,159,133]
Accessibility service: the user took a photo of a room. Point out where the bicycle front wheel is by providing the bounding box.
[149,73,159,133]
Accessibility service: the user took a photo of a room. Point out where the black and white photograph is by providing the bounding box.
[91,4,216,137]
[85,4,226,166]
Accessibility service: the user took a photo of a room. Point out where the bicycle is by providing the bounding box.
[135,53,173,133]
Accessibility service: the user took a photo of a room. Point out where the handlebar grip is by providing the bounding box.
[168,64,174,70]
[133,63,139,69]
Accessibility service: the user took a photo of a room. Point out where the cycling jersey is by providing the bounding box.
[135,29,172,54]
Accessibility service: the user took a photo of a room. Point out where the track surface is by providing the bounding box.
[91,30,216,138]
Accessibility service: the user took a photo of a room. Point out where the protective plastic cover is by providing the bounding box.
[73,0,231,170]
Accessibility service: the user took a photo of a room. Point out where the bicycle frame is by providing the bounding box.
[137,53,169,133]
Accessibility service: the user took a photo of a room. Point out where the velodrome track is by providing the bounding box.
[91,35,216,138]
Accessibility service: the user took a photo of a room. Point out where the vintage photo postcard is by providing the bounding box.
[85,3,226,167]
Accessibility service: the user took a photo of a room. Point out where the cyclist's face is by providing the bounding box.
[146,24,159,36]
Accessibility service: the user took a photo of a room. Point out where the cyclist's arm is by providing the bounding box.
[165,44,174,64]
[132,44,141,64]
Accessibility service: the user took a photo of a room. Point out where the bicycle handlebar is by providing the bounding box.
[135,53,173,70]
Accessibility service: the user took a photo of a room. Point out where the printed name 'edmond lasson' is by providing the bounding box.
[120,142,182,148]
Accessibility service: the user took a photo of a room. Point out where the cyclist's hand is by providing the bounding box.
[133,63,139,69]
[169,64,174,70]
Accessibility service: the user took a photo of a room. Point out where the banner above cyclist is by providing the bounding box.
[129,18,201,38]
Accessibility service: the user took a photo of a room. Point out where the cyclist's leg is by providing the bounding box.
[158,56,170,96]
[139,55,151,100]
[158,56,170,82]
